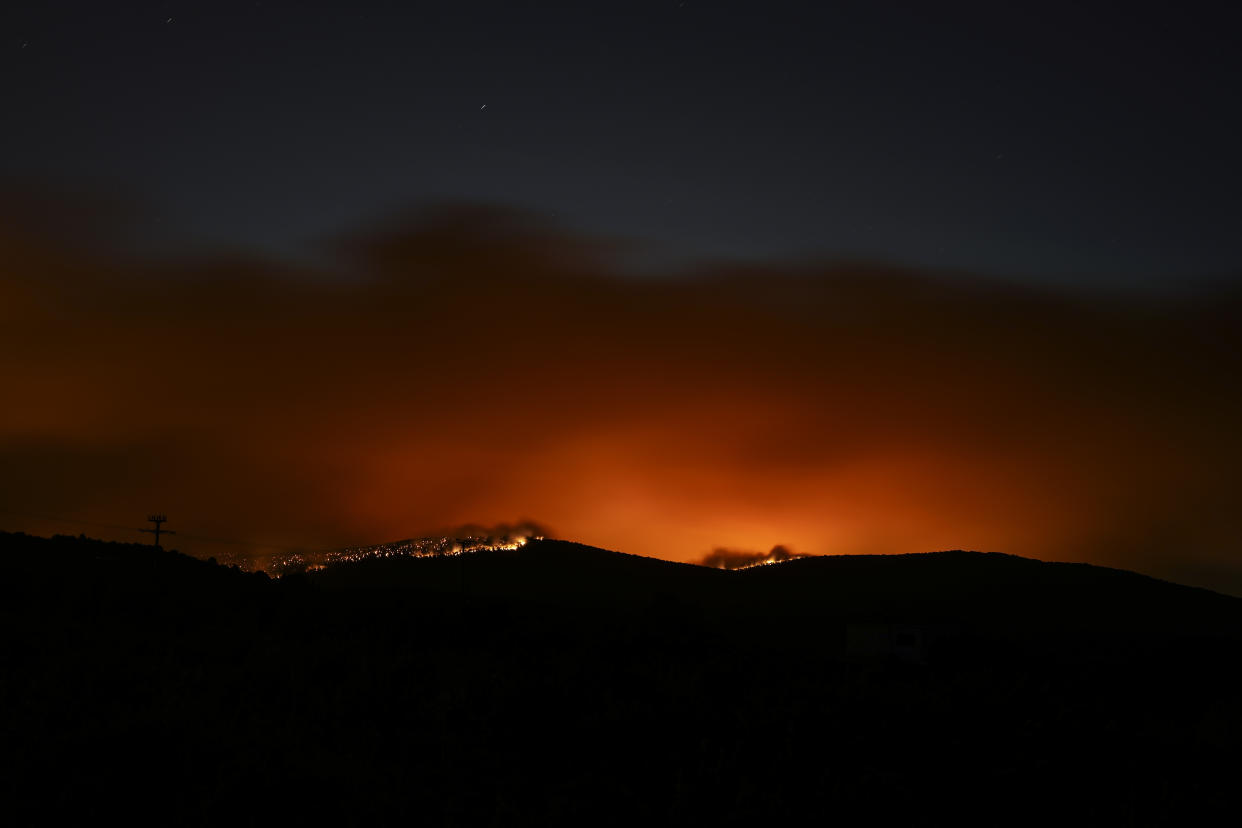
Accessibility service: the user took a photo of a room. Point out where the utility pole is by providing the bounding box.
[141,514,175,549]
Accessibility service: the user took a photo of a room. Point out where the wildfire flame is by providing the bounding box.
[269,529,542,576]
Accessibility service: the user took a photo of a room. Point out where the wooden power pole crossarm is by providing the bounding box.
[140,514,175,548]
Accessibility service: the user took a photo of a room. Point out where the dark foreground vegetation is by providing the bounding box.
[4,531,1242,825]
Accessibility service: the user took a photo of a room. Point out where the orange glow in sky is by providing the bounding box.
[2,201,1240,592]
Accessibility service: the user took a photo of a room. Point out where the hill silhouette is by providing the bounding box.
[310,538,728,608]
[5,530,1242,825]
[311,538,1242,645]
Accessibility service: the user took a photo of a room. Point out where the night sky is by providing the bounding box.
[7,1,1241,283]
[3,2,1242,592]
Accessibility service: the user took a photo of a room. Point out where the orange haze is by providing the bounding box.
[2,195,1240,591]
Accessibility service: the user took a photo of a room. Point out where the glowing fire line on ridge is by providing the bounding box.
[269,532,541,576]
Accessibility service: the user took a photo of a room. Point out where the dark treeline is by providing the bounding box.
[4,531,1241,825]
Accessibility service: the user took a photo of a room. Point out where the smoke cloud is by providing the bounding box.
[3,187,1241,592]
[700,545,801,570]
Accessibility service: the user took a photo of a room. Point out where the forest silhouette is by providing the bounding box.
[6,530,1242,824]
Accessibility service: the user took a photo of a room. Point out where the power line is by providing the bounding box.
[174,530,336,555]
[0,509,336,555]
[0,510,142,534]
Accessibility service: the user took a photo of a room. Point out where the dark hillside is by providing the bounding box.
[738,550,1242,635]
[312,538,729,612]
[311,540,1242,647]
[5,531,1242,825]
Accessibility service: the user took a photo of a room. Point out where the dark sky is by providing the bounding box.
[6,0,1240,286]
